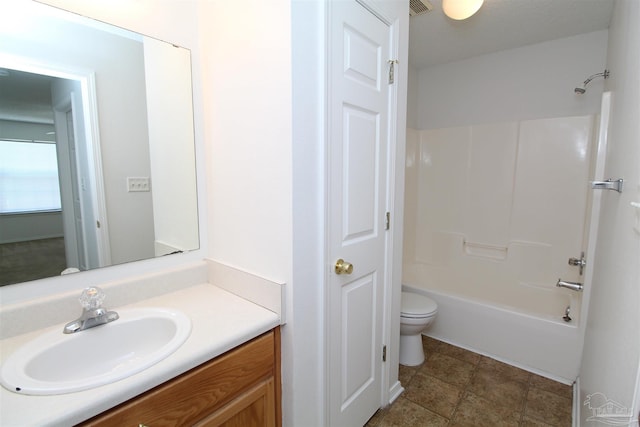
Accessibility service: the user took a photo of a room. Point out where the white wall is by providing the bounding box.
[579,0,640,424]
[0,212,63,243]
[415,30,608,129]
[403,128,419,264]
[0,121,55,141]
[198,0,295,424]
[200,1,293,281]
[406,64,419,128]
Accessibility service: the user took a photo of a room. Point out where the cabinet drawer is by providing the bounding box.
[82,331,275,427]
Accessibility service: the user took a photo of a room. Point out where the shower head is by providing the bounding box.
[574,69,610,95]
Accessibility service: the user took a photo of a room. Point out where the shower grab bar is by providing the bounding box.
[590,178,623,193]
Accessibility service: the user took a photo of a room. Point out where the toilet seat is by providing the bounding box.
[401,292,438,318]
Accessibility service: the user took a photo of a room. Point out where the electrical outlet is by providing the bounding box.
[127,177,150,192]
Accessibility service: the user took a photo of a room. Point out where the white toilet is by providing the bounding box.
[400,291,438,366]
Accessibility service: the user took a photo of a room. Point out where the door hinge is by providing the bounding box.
[385,212,390,230]
[382,345,387,362]
[388,60,398,84]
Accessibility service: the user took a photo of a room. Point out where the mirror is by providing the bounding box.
[0,2,199,286]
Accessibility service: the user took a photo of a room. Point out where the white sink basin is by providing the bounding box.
[0,307,191,395]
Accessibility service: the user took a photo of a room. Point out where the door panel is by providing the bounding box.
[343,26,381,90]
[341,273,377,408]
[343,105,379,242]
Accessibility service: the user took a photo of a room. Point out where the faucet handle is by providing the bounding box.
[79,287,106,310]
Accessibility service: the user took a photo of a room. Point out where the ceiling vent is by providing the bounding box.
[410,0,433,16]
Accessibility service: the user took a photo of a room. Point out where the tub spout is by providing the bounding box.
[556,279,583,292]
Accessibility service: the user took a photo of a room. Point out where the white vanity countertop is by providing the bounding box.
[0,283,280,427]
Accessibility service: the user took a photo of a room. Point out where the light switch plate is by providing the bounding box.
[127,177,150,192]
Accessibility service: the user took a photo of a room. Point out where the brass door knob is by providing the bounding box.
[335,259,353,275]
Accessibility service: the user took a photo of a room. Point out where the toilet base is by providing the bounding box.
[399,333,425,366]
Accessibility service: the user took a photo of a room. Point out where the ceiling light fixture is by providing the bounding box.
[442,0,484,20]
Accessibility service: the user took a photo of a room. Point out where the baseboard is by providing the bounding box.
[388,380,404,405]
[573,376,580,427]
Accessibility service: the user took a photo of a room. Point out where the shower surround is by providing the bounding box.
[403,115,596,382]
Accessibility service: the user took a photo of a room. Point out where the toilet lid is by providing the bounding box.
[401,292,438,317]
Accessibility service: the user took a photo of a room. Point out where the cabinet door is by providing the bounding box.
[196,378,275,427]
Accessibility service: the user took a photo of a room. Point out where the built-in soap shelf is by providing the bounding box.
[463,241,508,260]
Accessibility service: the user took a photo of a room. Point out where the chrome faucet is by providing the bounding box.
[63,287,119,334]
[556,279,583,292]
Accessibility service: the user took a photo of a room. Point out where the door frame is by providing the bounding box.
[52,92,83,269]
[0,54,111,268]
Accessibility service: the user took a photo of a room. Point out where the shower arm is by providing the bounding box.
[582,70,610,86]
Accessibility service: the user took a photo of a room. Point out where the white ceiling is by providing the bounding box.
[409,0,614,69]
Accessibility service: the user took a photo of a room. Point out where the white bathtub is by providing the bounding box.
[403,263,582,384]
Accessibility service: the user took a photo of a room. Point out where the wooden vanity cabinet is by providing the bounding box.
[81,327,281,427]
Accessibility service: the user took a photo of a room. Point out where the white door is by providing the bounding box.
[328,2,393,426]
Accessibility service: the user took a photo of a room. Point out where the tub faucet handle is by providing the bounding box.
[79,286,105,310]
[568,252,586,275]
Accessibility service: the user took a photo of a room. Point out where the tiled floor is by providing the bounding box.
[366,336,573,427]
